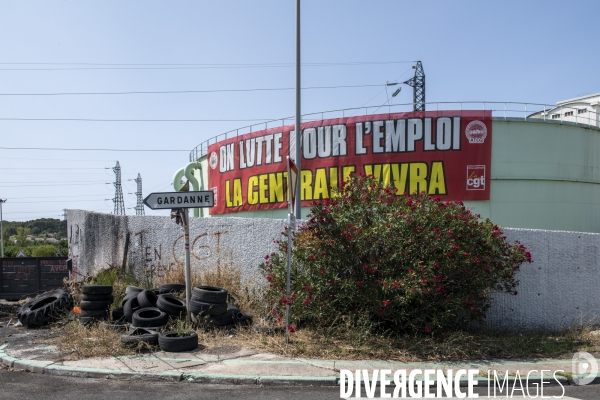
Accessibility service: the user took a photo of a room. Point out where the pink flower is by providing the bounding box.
[383,300,390,307]
[356,281,362,286]
[425,326,432,333]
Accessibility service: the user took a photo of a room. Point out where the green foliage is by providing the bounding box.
[31,245,58,257]
[1,218,66,239]
[262,174,532,335]
[94,267,120,286]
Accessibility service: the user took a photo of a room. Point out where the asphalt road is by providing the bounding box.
[3,368,600,400]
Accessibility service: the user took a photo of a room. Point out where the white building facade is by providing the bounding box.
[529,93,600,127]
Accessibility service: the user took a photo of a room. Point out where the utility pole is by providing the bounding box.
[0,199,6,258]
[294,0,302,220]
[134,174,145,216]
[403,61,425,112]
[112,161,126,215]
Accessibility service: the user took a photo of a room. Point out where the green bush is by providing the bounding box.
[261,174,531,334]
[31,245,59,257]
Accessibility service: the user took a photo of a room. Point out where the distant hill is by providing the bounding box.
[2,218,67,239]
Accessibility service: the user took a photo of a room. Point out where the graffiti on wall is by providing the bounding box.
[110,229,232,281]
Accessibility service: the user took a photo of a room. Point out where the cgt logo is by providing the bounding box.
[467,165,485,190]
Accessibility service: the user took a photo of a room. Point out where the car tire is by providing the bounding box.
[121,328,159,346]
[80,309,110,318]
[192,286,227,304]
[123,297,140,323]
[81,293,113,302]
[132,307,169,328]
[159,283,186,294]
[188,299,226,316]
[79,300,112,310]
[17,289,73,328]
[137,289,158,309]
[156,294,186,317]
[81,285,113,295]
[158,331,198,352]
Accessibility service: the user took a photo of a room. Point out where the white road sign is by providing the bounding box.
[143,191,214,210]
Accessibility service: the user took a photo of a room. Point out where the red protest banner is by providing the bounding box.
[207,110,491,215]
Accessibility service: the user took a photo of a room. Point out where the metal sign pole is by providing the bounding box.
[294,0,302,220]
[183,208,192,325]
[0,200,5,258]
[285,212,292,344]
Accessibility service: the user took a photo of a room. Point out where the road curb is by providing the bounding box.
[1,343,599,388]
[0,345,339,386]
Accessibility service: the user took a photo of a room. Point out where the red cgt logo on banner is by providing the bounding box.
[207,110,492,215]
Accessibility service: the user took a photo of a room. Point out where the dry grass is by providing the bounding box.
[154,262,263,317]
[50,316,600,362]
[210,324,600,362]
[55,320,137,360]
[58,265,600,363]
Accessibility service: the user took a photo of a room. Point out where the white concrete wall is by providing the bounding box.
[67,210,600,331]
[486,228,600,331]
[67,209,283,287]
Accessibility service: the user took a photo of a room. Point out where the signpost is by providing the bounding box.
[142,191,214,210]
[143,190,215,323]
[286,157,299,344]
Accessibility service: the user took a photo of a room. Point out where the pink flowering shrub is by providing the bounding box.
[261,174,532,334]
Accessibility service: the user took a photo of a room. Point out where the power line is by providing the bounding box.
[0,61,416,71]
[0,84,383,97]
[0,118,270,122]
[13,199,107,204]
[0,183,109,187]
[0,146,189,152]
[0,167,107,170]
[0,61,416,66]
[8,194,109,200]
[0,156,117,162]
[0,180,107,184]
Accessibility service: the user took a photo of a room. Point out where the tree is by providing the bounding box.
[31,245,58,257]
[262,174,531,334]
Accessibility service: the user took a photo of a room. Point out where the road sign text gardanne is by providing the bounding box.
[143,191,214,210]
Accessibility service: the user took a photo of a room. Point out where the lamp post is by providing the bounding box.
[0,199,6,258]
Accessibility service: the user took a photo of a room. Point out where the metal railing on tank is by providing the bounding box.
[189,101,600,162]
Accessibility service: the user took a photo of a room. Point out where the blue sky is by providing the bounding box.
[0,1,597,221]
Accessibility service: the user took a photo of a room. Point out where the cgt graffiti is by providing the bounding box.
[122,230,230,280]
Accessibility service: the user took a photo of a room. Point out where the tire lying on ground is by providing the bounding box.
[123,297,141,323]
[81,285,113,295]
[201,312,234,327]
[112,307,125,321]
[132,307,169,328]
[192,286,227,304]
[81,293,113,302]
[137,289,158,309]
[80,309,109,318]
[159,283,186,294]
[121,291,138,306]
[78,300,112,310]
[125,285,142,294]
[17,289,73,328]
[121,328,159,347]
[188,299,227,316]
[158,331,198,352]
[156,294,186,317]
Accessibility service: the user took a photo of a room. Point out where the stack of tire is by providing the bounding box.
[189,286,235,329]
[17,288,73,328]
[78,285,113,325]
[120,283,187,348]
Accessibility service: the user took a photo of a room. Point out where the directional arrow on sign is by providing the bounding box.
[143,191,215,210]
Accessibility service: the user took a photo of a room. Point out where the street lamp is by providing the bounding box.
[0,199,5,258]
